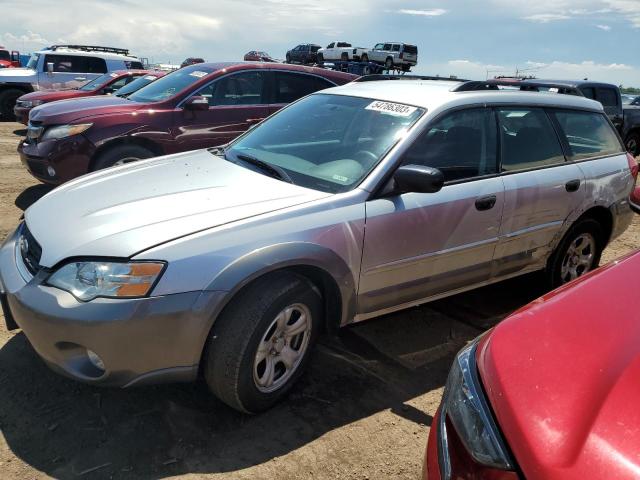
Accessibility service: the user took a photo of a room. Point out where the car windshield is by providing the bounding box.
[115,74,159,97]
[223,94,425,193]
[78,73,115,91]
[128,64,215,103]
[26,53,39,70]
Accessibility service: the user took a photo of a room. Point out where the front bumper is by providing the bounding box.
[17,134,96,185]
[13,105,30,125]
[0,226,226,387]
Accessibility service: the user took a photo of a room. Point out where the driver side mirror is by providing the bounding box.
[46,62,54,75]
[393,165,444,194]
[184,96,209,111]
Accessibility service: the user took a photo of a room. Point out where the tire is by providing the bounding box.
[625,131,640,157]
[317,53,324,64]
[385,57,394,70]
[0,88,24,121]
[360,54,369,63]
[91,144,154,171]
[203,272,322,413]
[341,52,349,62]
[285,54,291,64]
[546,218,604,289]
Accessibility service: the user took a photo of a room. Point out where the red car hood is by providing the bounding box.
[478,251,640,480]
[20,89,93,103]
[29,96,146,124]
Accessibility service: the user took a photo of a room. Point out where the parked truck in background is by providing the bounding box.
[0,44,143,119]
[317,42,368,63]
[366,42,418,71]
[0,46,21,68]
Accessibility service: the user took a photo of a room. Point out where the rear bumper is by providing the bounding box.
[13,105,30,125]
[17,134,96,185]
[0,225,226,388]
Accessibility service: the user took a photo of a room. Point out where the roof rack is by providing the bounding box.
[355,74,470,83]
[47,45,131,56]
[453,79,583,96]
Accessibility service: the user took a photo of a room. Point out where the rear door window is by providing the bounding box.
[326,43,335,48]
[43,55,107,73]
[392,44,401,52]
[551,110,623,160]
[401,107,498,182]
[208,71,265,106]
[497,108,565,172]
[273,72,334,103]
[383,43,392,51]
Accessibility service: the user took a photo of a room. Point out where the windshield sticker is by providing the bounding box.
[190,71,208,78]
[143,75,156,80]
[366,101,417,117]
[332,174,349,183]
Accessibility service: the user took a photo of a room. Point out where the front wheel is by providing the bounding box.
[385,57,394,70]
[546,218,604,288]
[285,54,291,64]
[203,272,322,413]
[0,88,24,120]
[91,144,154,171]
[625,132,640,157]
[360,54,369,63]
[317,53,324,64]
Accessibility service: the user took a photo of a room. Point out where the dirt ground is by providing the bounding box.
[0,120,638,480]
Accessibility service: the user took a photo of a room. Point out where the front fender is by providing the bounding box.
[207,242,357,327]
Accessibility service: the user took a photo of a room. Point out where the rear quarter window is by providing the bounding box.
[551,110,623,160]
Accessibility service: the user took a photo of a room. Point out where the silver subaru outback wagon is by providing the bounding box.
[0,79,636,413]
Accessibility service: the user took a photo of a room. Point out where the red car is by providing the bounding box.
[0,46,20,68]
[19,62,356,184]
[425,249,640,479]
[630,156,639,213]
[244,51,276,62]
[13,70,159,125]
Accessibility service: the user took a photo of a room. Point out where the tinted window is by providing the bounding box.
[581,87,595,100]
[402,108,497,182]
[392,44,401,52]
[43,55,106,74]
[337,42,351,47]
[552,110,623,160]
[125,61,144,69]
[597,88,618,107]
[403,45,418,54]
[84,57,107,73]
[0,50,9,61]
[383,43,392,50]
[115,74,160,97]
[497,108,565,171]
[274,72,333,103]
[198,71,265,106]
[226,94,424,193]
[311,46,320,52]
[327,43,335,48]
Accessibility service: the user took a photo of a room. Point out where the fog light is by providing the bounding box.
[86,349,105,371]
[47,166,56,177]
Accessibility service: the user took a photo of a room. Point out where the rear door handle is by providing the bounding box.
[565,179,581,192]
[475,194,497,211]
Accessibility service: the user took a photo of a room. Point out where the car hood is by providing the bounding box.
[25,150,330,267]
[477,252,640,480]
[19,89,91,103]
[29,95,145,123]
[0,67,36,80]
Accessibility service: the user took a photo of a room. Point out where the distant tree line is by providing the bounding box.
[620,85,640,94]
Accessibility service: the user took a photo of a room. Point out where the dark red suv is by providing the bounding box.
[13,70,161,125]
[19,62,356,184]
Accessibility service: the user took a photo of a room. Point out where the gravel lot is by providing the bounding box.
[0,121,638,479]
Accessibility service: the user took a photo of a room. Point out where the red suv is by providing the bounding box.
[13,70,160,125]
[19,62,356,184]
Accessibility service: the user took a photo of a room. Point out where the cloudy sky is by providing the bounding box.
[1,0,639,86]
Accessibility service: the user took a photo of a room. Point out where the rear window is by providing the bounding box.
[43,54,107,74]
[403,45,418,54]
[596,87,618,107]
[497,108,565,172]
[125,61,144,69]
[551,110,623,160]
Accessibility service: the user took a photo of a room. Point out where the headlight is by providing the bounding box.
[41,123,92,141]
[47,261,165,301]
[20,99,43,108]
[440,339,514,475]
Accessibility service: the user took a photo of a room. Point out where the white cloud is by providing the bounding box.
[596,24,612,30]
[604,0,640,27]
[523,13,571,23]
[398,8,447,16]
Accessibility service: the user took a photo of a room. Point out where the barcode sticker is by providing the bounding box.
[366,101,417,117]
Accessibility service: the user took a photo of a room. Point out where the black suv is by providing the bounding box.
[285,44,321,65]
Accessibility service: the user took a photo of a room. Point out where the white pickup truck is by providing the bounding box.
[317,42,368,63]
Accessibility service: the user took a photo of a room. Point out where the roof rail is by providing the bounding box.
[355,74,470,83]
[453,79,583,96]
[47,45,131,56]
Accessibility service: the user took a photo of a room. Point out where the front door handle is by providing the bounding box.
[475,194,497,211]
[565,179,581,192]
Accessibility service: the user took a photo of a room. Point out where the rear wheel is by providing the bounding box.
[360,53,369,63]
[317,53,324,64]
[0,88,24,120]
[385,57,394,70]
[203,272,322,413]
[546,218,604,288]
[341,52,349,62]
[625,131,640,157]
[91,144,155,171]
[285,54,291,64]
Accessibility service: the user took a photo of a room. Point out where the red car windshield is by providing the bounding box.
[115,74,161,97]
[79,73,117,91]
[128,65,215,103]
[0,50,9,61]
